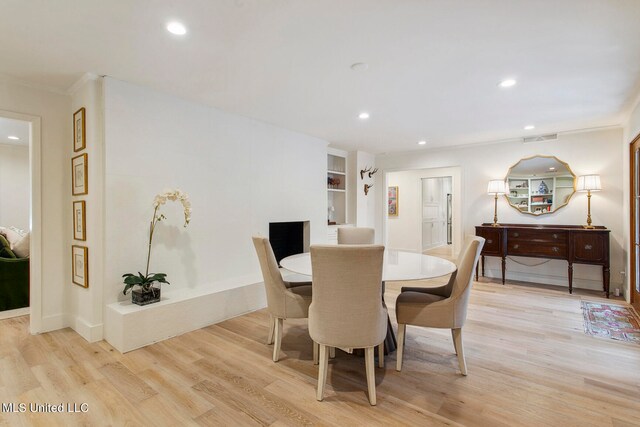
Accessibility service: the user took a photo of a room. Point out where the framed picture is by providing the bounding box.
[72,153,88,195]
[72,245,89,288]
[73,201,86,241]
[73,107,86,152]
[388,186,399,216]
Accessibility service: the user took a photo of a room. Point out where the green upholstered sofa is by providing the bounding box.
[0,257,29,311]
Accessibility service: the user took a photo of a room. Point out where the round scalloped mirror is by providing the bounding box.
[505,155,576,215]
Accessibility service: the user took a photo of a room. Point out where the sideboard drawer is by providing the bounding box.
[475,227,502,255]
[508,241,567,259]
[572,233,607,262]
[507,229,567,245]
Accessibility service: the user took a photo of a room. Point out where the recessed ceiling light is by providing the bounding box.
[549,167,556,171]
[358,112,370,120]
[498,79,517,88]
[167,21,187,35]
[524,125,535,130]
[417,140,427,145]
[351,62,369,71]
[7,136,19,140]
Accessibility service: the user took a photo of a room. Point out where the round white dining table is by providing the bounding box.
[280,249,456,282]
[280,249,456,354]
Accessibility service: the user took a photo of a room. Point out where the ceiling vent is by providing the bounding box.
[523,133,558,143]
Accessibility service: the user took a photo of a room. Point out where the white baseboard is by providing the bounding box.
[0,307,29,320]
[104,281,267,353]
[39,313,69,332]
[71,316,104,342]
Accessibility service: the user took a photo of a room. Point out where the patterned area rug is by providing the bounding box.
[582,302,640,344]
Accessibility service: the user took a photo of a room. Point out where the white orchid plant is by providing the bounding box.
[123,189,192,296]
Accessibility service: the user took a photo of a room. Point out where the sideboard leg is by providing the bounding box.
[501,257,506,285]
[475,263,479,282]
[481,255,485,277]
[568,263,573,294]
[603,266,610,298]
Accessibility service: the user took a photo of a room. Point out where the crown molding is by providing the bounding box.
[66,73,100,95]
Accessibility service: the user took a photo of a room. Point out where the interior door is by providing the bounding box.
[631,134,640,311]
[422,177,451,251]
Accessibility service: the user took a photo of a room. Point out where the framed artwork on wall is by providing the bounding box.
[73,201,86,241]
[388,186,399,216]
[73,107,86,152]
[72,153,88,195]
[72,245,89,288]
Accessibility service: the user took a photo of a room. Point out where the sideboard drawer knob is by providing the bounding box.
[552,246,559,252]
[487,239,493,244]
[513,244,519,249]
[553,234,558,239]
[513,232,519,237]
[584,244,592,250]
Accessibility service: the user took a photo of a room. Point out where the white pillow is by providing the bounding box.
[12,232,29,258]
[3,227,25,246]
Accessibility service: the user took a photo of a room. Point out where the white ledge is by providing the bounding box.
[105,280,266,353]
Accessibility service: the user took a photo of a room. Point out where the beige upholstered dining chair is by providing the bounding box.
[309,244,387,405]
[400,235,475,298]
[252,236,313,362]
[395,236,485,375]
[337,227,375,244]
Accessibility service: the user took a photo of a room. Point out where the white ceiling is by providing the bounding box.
[1,0,640,153]
[0,117,29,147]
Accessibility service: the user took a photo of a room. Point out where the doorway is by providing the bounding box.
[630,133,640,311]
[0,117,30,319]
[384,166,461,258]
[421,177,452,252]
[0,110,42,331]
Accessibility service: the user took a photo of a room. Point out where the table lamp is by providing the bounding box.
[576,174,601,229]
[487,180,508,227]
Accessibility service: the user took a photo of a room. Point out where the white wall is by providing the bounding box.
[376,128,625,292]
[0,144,29,230]
[355,151,377,228]
[67,75,105,341]
[103,77,327,305]
[386,167,462,253]
[0,77,70,330]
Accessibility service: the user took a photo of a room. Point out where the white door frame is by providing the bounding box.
[0,109,42,333]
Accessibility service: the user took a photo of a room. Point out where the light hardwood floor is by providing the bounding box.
[1,277,639,426]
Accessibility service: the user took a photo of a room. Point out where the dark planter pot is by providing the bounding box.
[132,286,161,306]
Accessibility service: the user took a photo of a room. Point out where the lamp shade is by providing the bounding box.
[487,180,507,195]
[576,175,601,192]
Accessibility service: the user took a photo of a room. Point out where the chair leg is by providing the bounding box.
[450,329,458,354]
[316,345,329,401]
[452,328,467,375]
[378,343,384,368]
[329,346,336,359]
[396,323,406,371]
[266,315,275,345]
[272,318,283,362]
[364,347,377,406]
[313,341,319,365]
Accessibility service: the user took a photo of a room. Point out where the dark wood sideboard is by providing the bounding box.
[475,224,610,297]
